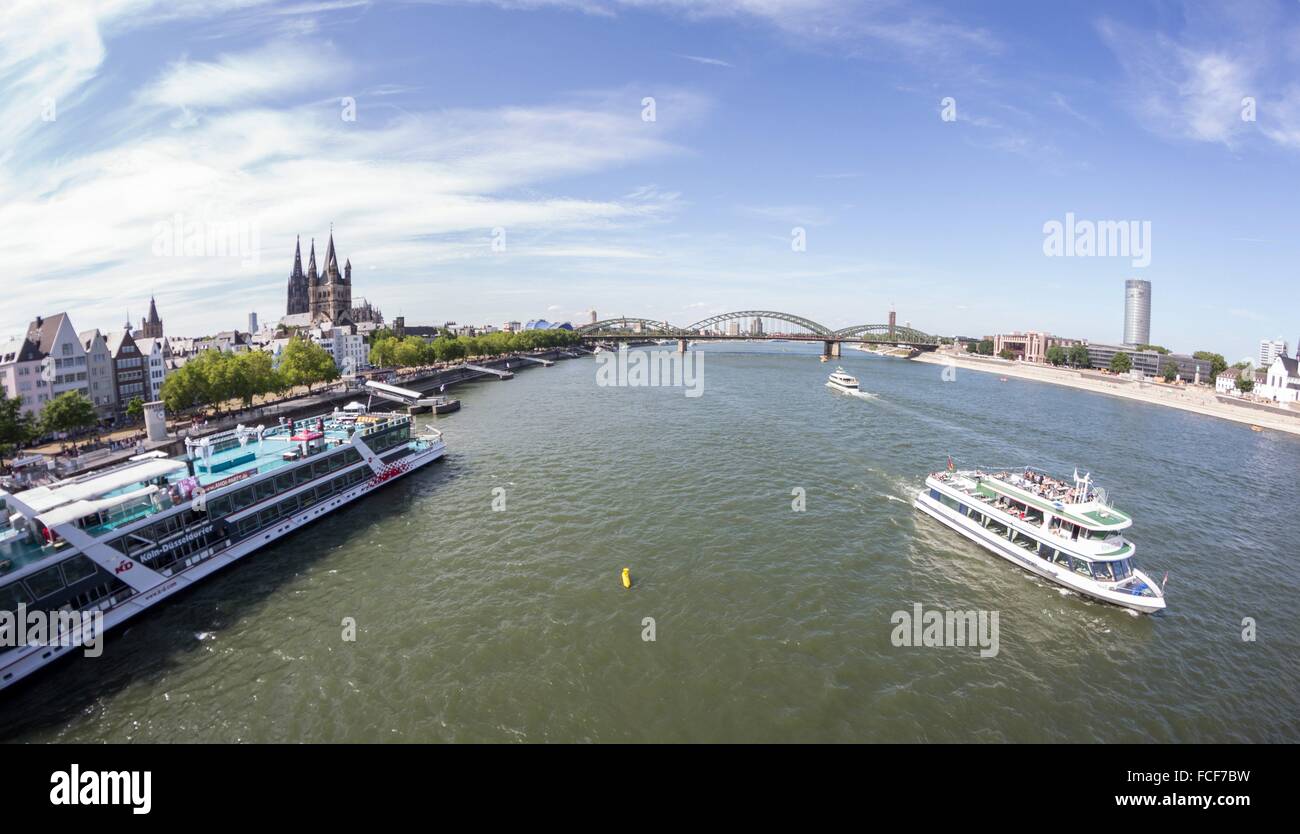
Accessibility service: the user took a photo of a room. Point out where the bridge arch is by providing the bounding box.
[833,324,939,344]
[576,317,684,336]
[685,310,834,337]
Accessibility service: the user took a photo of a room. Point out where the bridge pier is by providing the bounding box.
[822,340,841,358]
[677,338,689,353]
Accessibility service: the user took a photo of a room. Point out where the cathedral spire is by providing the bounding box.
[324,229,340,283]
[292,235,303,277]
[307,239,318,281]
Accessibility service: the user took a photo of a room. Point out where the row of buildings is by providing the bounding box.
[3,230,585,427]
[0,301,172,423]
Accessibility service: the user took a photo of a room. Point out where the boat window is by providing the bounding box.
[1073,558,1092,577]
[61,555,99,585]
[930,489,941,500]
[1091,562,1115,581]
[1113,559,1133,581]
[1053,551,1071,568]
[295,465,314,485]
[25,565,66,599]
[208,496,232,517]
[1038,544,1055,561]
[255,479,276,501]
[0,581,34,611]
[275,473,295,493]
[313,459,330,478]
[231,488,254,511]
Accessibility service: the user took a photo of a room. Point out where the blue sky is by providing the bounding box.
[2,0,1298,362]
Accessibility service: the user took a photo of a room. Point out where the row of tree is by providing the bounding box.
[0,389,136,463]
[160,339,339,415]
[369,328,582,370]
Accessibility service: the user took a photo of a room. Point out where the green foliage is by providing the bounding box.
[42,391,98,437]
[125,397,145,422]
[1109,351,1133,373]
[966,339,994,356]
[1193,351,1228,381]
[998,348,1017,361]
[1045,345,1067,366]
[1161,360,1178,382]
[0,393,37,460]
[1068,344,1091,368]
[279,338,339,393]
[368,328,581,370]
[1235,370,1255,393]
[161,348,287,413]
[1136,344,1169,354]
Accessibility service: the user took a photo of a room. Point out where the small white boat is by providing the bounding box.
[826,367,859,393]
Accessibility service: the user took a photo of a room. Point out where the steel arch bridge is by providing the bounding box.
[575,311,939,348]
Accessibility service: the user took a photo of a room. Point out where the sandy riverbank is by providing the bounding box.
[912,350,1300,437]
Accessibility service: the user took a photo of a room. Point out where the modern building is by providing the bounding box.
[249,312,259,334]
[1123,279,1151,346]
[1258,338,1289,369]
[79,329,118,419]
[306,324,369,374]
[990,331,1082,364]
[752,317,764,336]
[1085,341,1210,382]
[589,310,598,324]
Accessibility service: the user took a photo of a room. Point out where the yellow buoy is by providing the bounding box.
[621,567,631,589]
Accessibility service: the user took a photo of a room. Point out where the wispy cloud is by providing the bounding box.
[674,53,734,68]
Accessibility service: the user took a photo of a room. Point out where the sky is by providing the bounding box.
[1,0,1298,363]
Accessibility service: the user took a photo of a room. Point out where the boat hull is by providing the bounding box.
[913,490,1165,614]
[0,441,446,691]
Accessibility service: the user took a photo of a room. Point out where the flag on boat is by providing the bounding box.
[947,455,955,472]
[1162,571,1169,588]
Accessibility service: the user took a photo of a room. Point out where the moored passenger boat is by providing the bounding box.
[913,464,1166,613]
[0,410,445,689]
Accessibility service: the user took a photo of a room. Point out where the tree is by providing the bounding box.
[970,339,994,355]
[1068,344,1091,368]
[1045,345,1067,366]
[125,397,145,423]
[1109,352,1132,374]
[42,391,98,445]
[0,393,36,468]
[1235,366,1255,393]
[1136,344,1169,354]
[998,348,1017,361]
[224,351,281,409]
[279,338,339,393]
[1161,360,1178,383]
[1194,351,1227,382]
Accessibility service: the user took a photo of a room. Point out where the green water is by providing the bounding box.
[3,343,1297,742]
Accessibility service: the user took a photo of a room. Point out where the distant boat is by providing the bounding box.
[999,377,1008,382]
[1251,425,1263,432]
[826,367,860,393]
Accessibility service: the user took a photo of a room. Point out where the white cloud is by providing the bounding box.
[138,41,350,110]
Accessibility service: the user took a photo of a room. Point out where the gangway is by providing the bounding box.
[513,355,554,367]
[364,380,459,415]
[458,363,514,380]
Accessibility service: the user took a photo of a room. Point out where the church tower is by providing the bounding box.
[286,236,309,315]
[140,296,164,339]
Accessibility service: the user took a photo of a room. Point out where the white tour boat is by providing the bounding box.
[913,465,1166,613]
[826,367,860,393]
[0,410,446,690]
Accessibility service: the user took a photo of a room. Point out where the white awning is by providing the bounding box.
[37,485,160,529]
[14,459,185,513]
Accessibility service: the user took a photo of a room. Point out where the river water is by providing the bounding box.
[3,342,1297,742]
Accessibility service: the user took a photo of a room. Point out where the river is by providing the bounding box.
[3,342,1296,742]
